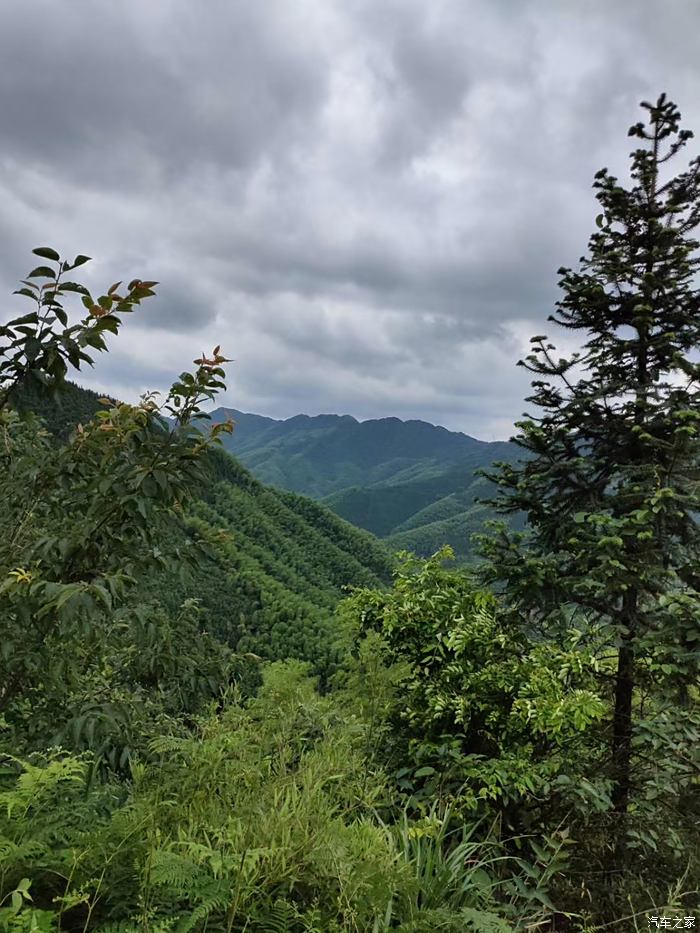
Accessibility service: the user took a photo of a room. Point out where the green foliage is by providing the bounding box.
[1,247,530,931]
[1,247,153,406]
[20,384,394,690]
[0,664,554,931]
[207,407,523,561]
[12,379,112,442]
[479,95,700,917]
[0,250,235,751]
[4,98,700,933]
[0,879,56,932]
[341,549,606,819]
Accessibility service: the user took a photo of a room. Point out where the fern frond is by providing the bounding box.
[254,898,299,933]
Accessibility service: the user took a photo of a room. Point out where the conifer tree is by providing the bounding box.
[480,95,700,847]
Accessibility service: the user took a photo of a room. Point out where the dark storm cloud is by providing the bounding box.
[1,0,699,438]
[0,0,326,185]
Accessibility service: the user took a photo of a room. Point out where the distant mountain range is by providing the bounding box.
[208,408,525,561]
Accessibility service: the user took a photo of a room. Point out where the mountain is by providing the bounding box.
[208,407,524,561]
[14,382,393,682]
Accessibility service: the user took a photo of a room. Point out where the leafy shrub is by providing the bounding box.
[341,548,606,823]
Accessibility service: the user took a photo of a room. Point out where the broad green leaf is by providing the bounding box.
[32,246,60,261]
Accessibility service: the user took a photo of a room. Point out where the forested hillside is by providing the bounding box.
[2,96,699,931]
[207,407,523,560]
[16,379,393,681]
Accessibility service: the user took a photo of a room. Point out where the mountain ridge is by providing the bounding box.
[208,406,524,560]
[213,407,484,448]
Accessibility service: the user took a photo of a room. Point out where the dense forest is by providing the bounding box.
[1,95,699,931]
[207,407,523,562]
[12,380,392,690]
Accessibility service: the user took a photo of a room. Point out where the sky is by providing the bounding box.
[1,0,699,440]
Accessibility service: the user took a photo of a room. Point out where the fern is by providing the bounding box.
[458,907,514,932]
[252,899,299,933]
[395,906,513,932]
[148,849,201,893]
[175,881,230,933]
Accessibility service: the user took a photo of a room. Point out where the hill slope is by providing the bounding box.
[16,383,393,680]
[209,407,523,560]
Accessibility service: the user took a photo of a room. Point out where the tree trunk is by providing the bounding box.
[611,638,634,815]
[610,590,637,860]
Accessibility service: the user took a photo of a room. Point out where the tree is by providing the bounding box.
[479,95,700,859]
[0,247,232,731]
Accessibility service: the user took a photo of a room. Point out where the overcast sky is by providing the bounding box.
[2,0,699,439]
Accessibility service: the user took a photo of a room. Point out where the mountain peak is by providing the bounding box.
[204,405,521,561]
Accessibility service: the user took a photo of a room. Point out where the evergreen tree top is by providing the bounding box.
[480,94,700,618]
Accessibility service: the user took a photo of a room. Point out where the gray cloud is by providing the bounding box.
[1,0,699,439]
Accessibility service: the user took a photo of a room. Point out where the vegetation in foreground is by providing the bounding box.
[1,94,699,930]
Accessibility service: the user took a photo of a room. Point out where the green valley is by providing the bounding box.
[207,407,524,560]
